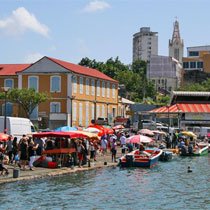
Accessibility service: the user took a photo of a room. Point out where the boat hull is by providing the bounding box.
[119,149,162,168]
[180,145,209,156]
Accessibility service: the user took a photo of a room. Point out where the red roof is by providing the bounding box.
[0,64,31,76]
[47,57,117,83]
[150,103,210,113]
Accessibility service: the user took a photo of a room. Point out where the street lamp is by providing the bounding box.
[166,105,170,134]
[69,95,75,127]
[1,87,10,134]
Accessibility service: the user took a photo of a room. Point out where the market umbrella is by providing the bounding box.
[126,134,154,144]
[72,130,99,140]
[139,129,154,136]
[112,125,124,130]
[0,133,10,142]
[181,131,197,138]
[54,126,77,132]
[152,130,167,136]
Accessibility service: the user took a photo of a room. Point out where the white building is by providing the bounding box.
[147,55,183,93]
[133,27,158,62]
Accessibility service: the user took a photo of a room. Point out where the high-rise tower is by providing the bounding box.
[133,27,158,62]
[169,20,184,63]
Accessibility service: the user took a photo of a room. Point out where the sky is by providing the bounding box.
[1,0,210,65]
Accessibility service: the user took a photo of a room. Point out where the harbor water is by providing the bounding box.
[0,155,209,210]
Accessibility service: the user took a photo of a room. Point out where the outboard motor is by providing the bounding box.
[126,155,133,167]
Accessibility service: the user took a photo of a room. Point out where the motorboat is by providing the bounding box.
[119,148,162,168]
[180,144,209,156]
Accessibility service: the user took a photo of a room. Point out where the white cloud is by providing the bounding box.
[0,7,49,37]
[83,0,110,13]
[24,52,44,63]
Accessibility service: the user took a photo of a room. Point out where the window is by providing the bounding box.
[197,61,203,69]
[79,103,83,126]
[190,62,196,68]
[107,82,110,98]
[91,79,95,96]
[79,77,83,94]
[189,51,199,57]
[112,84,116,98]
[73,76,77,93]
[4,79,13,88]
[50,76,61,92]
[2,102,13,116]
[183,62,189,68]
[174,49,179,60]
[91,104,94,121]
[97,105,100,119]
[102,105,105,118]
[30,106,38,120]
[102,81,105,97]
[50,102,61,113]
[85,102,89,127]
[97,80,100,96]
[86,78,90,95]
[73,102,77,121]
[29,76,38,91]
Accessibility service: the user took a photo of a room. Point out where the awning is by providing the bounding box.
[150,104,210,113]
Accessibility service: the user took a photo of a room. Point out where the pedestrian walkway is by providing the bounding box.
[0,147,122,184]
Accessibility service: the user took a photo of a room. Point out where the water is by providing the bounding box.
[0,155,210,210]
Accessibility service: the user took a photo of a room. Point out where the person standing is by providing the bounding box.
[101,135,108,156]
[34,137,45,156]
[28,139,38,171]
[6,135,13,164]
[111,139,117,162]
[77,140,85,168]
[12,137,19,165]
[19,136,28,170]
[120,133,126,155]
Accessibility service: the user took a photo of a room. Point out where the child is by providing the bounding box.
[0,152,9,176]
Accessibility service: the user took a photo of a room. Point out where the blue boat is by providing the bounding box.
[119,149,162,168]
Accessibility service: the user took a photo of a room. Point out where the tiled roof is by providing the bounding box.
[47,57,118,83]
[149,103,210,113]
[0,64,31,76]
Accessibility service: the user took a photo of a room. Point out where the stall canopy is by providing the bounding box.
[150,103,210,113]
[33,131,88,139]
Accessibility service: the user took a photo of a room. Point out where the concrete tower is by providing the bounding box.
[169,20,184,63]
[133,27,158,62]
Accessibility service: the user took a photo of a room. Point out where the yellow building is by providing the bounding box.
[0,64,30,117]
[182,46,210,73]
[16,56,119,129]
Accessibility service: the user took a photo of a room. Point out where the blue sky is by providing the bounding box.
[0,0,210,65]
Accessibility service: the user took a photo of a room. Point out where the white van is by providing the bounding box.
[0,116,36,141]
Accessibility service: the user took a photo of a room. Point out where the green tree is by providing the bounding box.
[6,88,49,118]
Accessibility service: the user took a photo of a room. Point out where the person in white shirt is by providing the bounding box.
[120,133,127,155]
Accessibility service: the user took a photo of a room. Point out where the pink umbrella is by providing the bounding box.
[139,129,154,136]
[207,133,210,138]
[112,125,124,130]
[126,134,154,144]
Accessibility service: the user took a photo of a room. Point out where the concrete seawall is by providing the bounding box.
[0,152,119,184]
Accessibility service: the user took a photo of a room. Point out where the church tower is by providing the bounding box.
[169,20,184,63]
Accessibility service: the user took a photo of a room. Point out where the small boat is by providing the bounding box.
[180,144,209,156]
[193,145,209,156]
[159,150,173,161]
[119,149,162,168]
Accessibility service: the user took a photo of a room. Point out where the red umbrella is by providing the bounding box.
[0,133,9,142]
[126,134,154,144]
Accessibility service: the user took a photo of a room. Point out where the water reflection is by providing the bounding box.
[0,155,209,210]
